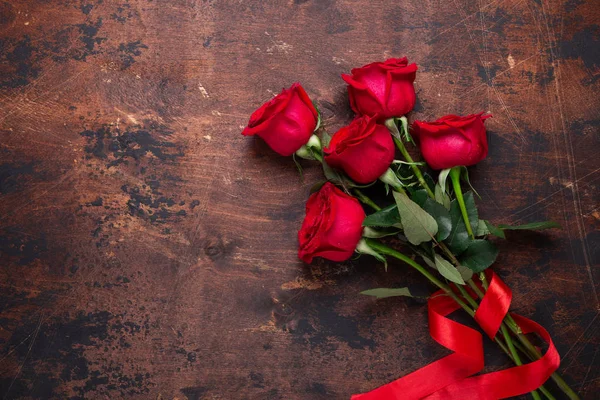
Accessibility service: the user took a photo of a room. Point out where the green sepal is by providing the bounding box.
[320,129,331,148]
[312,100,322,133]
[392,160,426,166]
[309,180,326,194]
[292,154,304,180]
[434,183,451,209]
[379,167,404,190]
[398,116,414,144]
[362,226,401,238]
[438,168,451,195]
[457,166,480,199]
[322,160,374,190]
[356,239,388,270]
[385,118,402,141]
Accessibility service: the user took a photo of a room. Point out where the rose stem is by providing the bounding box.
[449,166,475,239]
[478,273,579,400]
[352,189,381,211]
[365,239,475,316]
[371,239,554,400]
[357,190,538,396]
[392,137,435,199]
[388,153,577,400]
[475,274,541,400]
[352,169,575,399]
[403,161,577,398]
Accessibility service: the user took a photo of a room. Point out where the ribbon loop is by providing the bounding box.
[351,271,560,400]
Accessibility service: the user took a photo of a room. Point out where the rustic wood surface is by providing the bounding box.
[0,0,598,399]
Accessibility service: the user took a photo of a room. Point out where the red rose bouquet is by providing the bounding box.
[242,58,580,400]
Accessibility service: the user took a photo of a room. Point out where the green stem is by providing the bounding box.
[456,285,479,310]
[449,167,474,239]
[479,273,541,400]
[466,283,557,400]
[365,239,474,317]
[353,189,381,211]
[375,242,555,400]
[505,319,580,400]
[499,325,542,400]
[467,279,485,299]
[538,385,558,400]
[393,137,435,199]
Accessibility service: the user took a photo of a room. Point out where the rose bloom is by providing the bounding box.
[324,115,395,184]
[412,112,491,170]
[298,182,365,263]
[241,83,318,156]
[342,57,418,121]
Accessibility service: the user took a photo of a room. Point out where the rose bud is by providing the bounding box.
[412,112,491,170]
[242,83,318,156]
[342,57,418,121]
[298,182,365,263]
[324,115,395,184]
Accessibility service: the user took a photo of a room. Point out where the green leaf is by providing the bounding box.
[463,191,479,234]
[459,240,499,272]
[361,287,412,299]
[363,205,402,228]
[476,219,490,236]
[422,198,452,241]
[446,199,472,255]
[457,263,474,281]
[484,220,506,239]
[393,191,438,245]
[411,189,429,207]
[497,221,561,231]
[413,243,437,269]
[434,254,465,285]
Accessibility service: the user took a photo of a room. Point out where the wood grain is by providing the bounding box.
[0,0,598,399]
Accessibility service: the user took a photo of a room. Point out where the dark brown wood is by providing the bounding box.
[0,0,598,399]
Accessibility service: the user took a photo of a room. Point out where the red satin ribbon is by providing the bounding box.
[352,271,560,400]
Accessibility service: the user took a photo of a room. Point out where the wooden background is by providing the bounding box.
[0,0,598,399]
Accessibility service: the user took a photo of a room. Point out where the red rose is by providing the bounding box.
[242,83,318,156]
[298,182,365,263]
[324,115,395,184]
[412,112,491,170]
[342,57,418,121]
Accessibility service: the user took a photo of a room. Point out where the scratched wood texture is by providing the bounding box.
[0,0,598,399]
